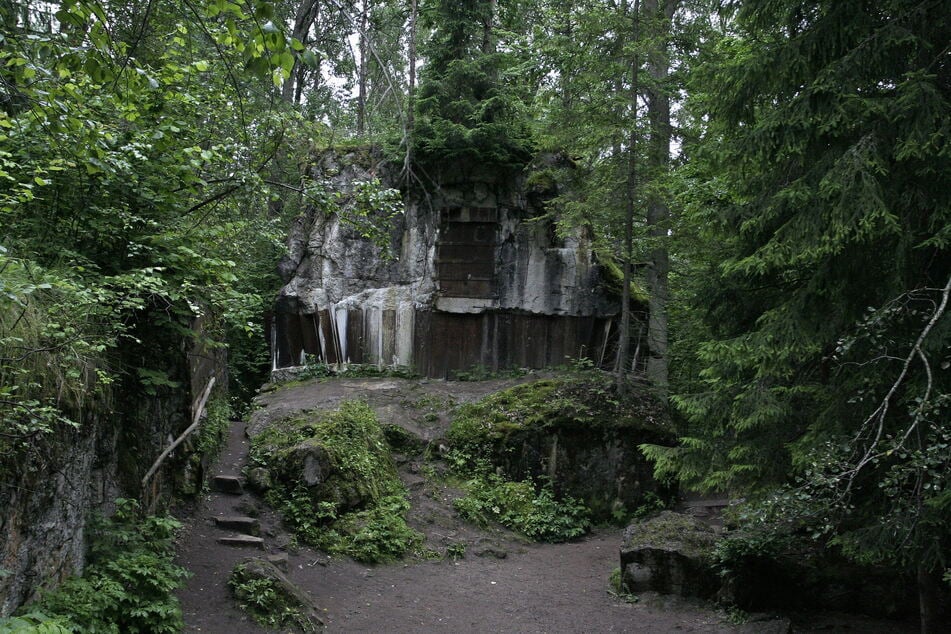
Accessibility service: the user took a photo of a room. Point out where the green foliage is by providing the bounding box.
[0,613,73,633]
[448,375,660,458]
[315,494,423,563]
[608,567,638,603]
[652,0,951,583]
[26,499,187,633]
[0,0,314,441]
[447,364,528,382]
[275,361,419,387]
[228,564,316,633]
[0,250,121,474]
[414,0,535,168]
[250,401,422,563]
[194,396,231,457]
[443,375,671,536]
[453,469,591,542]
[302,177,404,260]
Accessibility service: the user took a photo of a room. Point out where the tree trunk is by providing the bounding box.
[356,0,370,135]
[617,0,640,396]
[917,563,941,634]
[403,0,417,183]
[482,0,498,56]
[283,0,320,103]
[643,0,676,401]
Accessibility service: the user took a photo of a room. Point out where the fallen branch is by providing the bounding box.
[141,376,216,490]
[845,273,951,490]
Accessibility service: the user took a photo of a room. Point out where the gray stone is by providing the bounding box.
[218,535,265,548]
[269,151,623,377]
[266,552,290,571]
[620,511,720,600]
[283,441,331,487]
[212,475,243,495]
[244,467,273,493]
[231,557,323,630]
[214,516,260,536]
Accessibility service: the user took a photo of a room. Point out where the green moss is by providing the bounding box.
[228,562,318,632]
[250,401,422,563]
[627,511,717,562]
[448,375,656,459]
[382,423,426,454]
[598,255,649,303]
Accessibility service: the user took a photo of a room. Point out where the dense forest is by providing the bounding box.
[1,0,948,631]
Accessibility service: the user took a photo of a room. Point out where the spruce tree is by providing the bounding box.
[644,1,950,628]
[413,0,534,169]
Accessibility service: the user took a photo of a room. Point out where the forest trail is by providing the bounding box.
[174,377,915,633]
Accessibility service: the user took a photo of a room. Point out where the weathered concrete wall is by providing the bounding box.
[272,151,630,375]
[0,317,226,616]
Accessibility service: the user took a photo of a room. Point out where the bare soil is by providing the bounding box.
[175,376,917,633]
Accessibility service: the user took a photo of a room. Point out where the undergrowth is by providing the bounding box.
[250,401,422,563]
[447,374,661,458]
[448,364,529,382]
[284,361,419,385]
[228,563,318,633]
[452,466,591,542]
[0,499,188,633]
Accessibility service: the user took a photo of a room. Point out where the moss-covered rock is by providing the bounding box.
[248,400,421,562]
[620,511,720,599]
[229,557,322,632]
[251,401,402,513]
[447,375,674,521]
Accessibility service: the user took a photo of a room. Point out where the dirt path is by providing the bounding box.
[174,376,916,633]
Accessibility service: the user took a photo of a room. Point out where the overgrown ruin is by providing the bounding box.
[269,151,635,377]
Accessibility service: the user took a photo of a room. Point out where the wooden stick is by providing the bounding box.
[141,376,216,490]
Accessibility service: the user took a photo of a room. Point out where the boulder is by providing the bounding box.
[245,467,273,493]
[620,511,720,599]
[230,557,323,632]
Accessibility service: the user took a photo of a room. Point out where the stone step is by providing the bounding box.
[214,515,260,536]
[212,475,243,495]
[217,535,264,548]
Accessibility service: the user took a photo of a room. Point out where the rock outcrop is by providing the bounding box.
[0,320,226,616]
[447,377,674,520]
[620,511,720,599]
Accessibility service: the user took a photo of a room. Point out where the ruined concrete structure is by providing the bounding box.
[271,150,629,377]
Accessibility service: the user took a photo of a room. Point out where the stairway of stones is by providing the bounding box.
[188,418,290,569]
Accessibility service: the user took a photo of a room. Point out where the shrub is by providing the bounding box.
[453,469,590,542]
[24,499,188,633]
